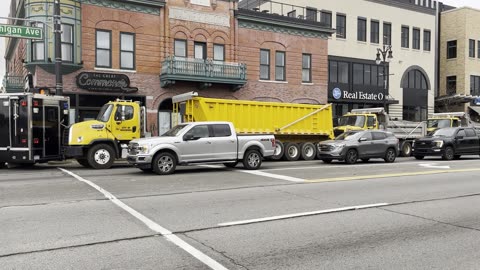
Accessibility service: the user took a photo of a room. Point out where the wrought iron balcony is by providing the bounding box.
[160,56,247,90]
[2,75,24,93]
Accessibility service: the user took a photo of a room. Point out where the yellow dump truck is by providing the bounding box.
[172,92,334,161]
[64,99,146,169]
[427,112,480,133]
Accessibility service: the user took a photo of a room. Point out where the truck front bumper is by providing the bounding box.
[412,147,444,156]
[127,154,153,169]
[64,146,84,158]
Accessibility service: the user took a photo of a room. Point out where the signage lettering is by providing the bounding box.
[0,24,43,40]
[343,91,384,101]
[76,72,138,93]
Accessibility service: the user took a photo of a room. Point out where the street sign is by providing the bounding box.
[0,24,43,40]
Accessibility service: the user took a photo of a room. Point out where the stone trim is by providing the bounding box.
[239,21,330,39]
[81,0,164,15]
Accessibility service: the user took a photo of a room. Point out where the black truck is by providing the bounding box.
[412,127,480,160]
[0,93,70,167]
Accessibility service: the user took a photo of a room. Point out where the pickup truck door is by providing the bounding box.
[209,124,237,160]
[455,129,468,154]
[464,128,479,154]
[178,125,213,162]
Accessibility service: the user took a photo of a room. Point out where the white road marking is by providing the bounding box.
[239,170,306,182]
[262,161,430,172]
[419,163,451,169]
[59,168,228,270]
[218,203,390,227]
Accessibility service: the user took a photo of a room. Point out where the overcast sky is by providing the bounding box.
[1,0,480,84]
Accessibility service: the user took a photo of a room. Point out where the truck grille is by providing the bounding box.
[414,141,432,149]
[128,143,139,155]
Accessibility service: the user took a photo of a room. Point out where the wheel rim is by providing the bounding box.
[274,144,282,156]
[288,146,298,158]
[347,151,357,163]
[157,156,174,173]
[387,150,395,161]
[248,153,260,168]
[305,145,314,157]
[403,144,411,155]
[94,149,111,165]
[446,148,453,159]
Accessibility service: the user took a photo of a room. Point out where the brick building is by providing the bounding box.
[3,0,333,135]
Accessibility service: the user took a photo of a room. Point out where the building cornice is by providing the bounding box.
[81,0,165,15]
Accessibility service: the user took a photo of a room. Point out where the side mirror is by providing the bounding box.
[456,135,464,140]
[184,134,194,141]
[359,137,368,142]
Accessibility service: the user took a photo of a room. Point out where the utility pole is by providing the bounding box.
[53,0,63,96]
[375,36,393,111]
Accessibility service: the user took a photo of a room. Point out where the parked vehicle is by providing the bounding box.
[64,99,147,169]
[0,93,70,167]
[427,112,480,133]
[412,127,480,160]
[127,121,275,175]
[334,108,426,157]
[172,92,334,161]
[317,130,399,164]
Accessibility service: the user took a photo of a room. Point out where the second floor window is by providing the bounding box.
[213,44,225,61]
[61,24,73,62]
[96,30,111,68]
[413,28,420,50]
[383,22,392,45]
[174,39,187,58]
[401,26,409,48]
[260,49,270,80]
[120,33,135,70]
[446,76,457,95]
[275,51,286,81]
[424,30,431,51]
[357,18,367,42]
[469,39,475,58]
[302,54,311,83]
[32,22,44,61]
[447,40,457,59]
[336,14,346,39]
[370,20,379,44]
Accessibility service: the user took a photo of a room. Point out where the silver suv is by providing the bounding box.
[318,130,399,164]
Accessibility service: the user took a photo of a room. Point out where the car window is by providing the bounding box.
[185,125,210,138]
[211,124,232,137]
[367,116,375,128]
[359,132,372,141]
[372,132,387,140]
[465,128,476,137]
[114,105,134,121]
[456,129,466,138]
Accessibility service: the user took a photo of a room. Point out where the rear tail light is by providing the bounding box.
[21,100,27,107]
[34,138,40,144]
[21,139,27,144]
[271,138,276,147]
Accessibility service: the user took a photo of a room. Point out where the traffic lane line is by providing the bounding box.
[218,203,389,227]
[59,168,228,270]
[238,170,305,182]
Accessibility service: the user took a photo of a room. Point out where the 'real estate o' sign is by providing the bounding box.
[0,24,43,39]
[76,72,138,93]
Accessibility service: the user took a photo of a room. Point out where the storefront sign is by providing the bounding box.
[331,87,384,101]
[76,72,138,93]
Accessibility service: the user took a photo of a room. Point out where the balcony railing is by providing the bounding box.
[160,56,247,89]
[3,75,24,92]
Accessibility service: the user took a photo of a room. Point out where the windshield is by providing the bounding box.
[162,124,188,136]
[338,116,365,128]
[431,128,456,137]
[335,131,361,141]
[96,104,114,122]
[427,119,451,128]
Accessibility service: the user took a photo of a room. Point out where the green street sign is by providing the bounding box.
[0,24,43,40]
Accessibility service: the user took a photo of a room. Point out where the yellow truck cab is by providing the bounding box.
[65,100,145,169]
[334,112,379,137]
[427,113,467,133]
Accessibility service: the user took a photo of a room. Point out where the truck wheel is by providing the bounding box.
[442,146,454,161]
[87,144,115,169]
[284,142,300,161]
[243,150,262,170]
[76,159,91,168]
[384,148,396,163]
[152,152,177,175]
[223,162,238,168]
[400,142,412,157]
[271,141,284,160]
[345,149,358,164]
[300,142,316,160]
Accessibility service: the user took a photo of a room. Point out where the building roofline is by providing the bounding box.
[365,0,437,15]
[441,6,480,15]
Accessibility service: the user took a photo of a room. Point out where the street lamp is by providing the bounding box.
[375,43,393,110]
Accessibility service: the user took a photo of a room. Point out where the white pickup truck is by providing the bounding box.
[127,121,276,174]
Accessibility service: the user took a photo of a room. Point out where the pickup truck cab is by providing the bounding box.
[413,127,480,160]
[127,121,275,174]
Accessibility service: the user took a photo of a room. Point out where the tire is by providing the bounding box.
[283,142,300,161]
[271,141,284,160]
[87,144,115,169]
[442,146,454,161]
[300,142,316,160]
[384,148,396,163]
[361,158,370,163]
[414,155,424,160]
[454,155,461,160]
[152,152,177,175]
[322,159,333,164]
[400,142,412,157]
[243,149,262,170]
[76,159,91,168]
[345,149,358,164]
[223,162,238,168]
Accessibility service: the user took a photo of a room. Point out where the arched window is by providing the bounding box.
[401,68,429,122]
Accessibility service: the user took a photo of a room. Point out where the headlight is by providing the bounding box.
[332,144,345,150]
[77,136,83,143]
[412,141,415,148]
[433,140,444,148]
[138,145,150,154]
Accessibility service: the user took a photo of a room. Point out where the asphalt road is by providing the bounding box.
[2,157,480,269]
